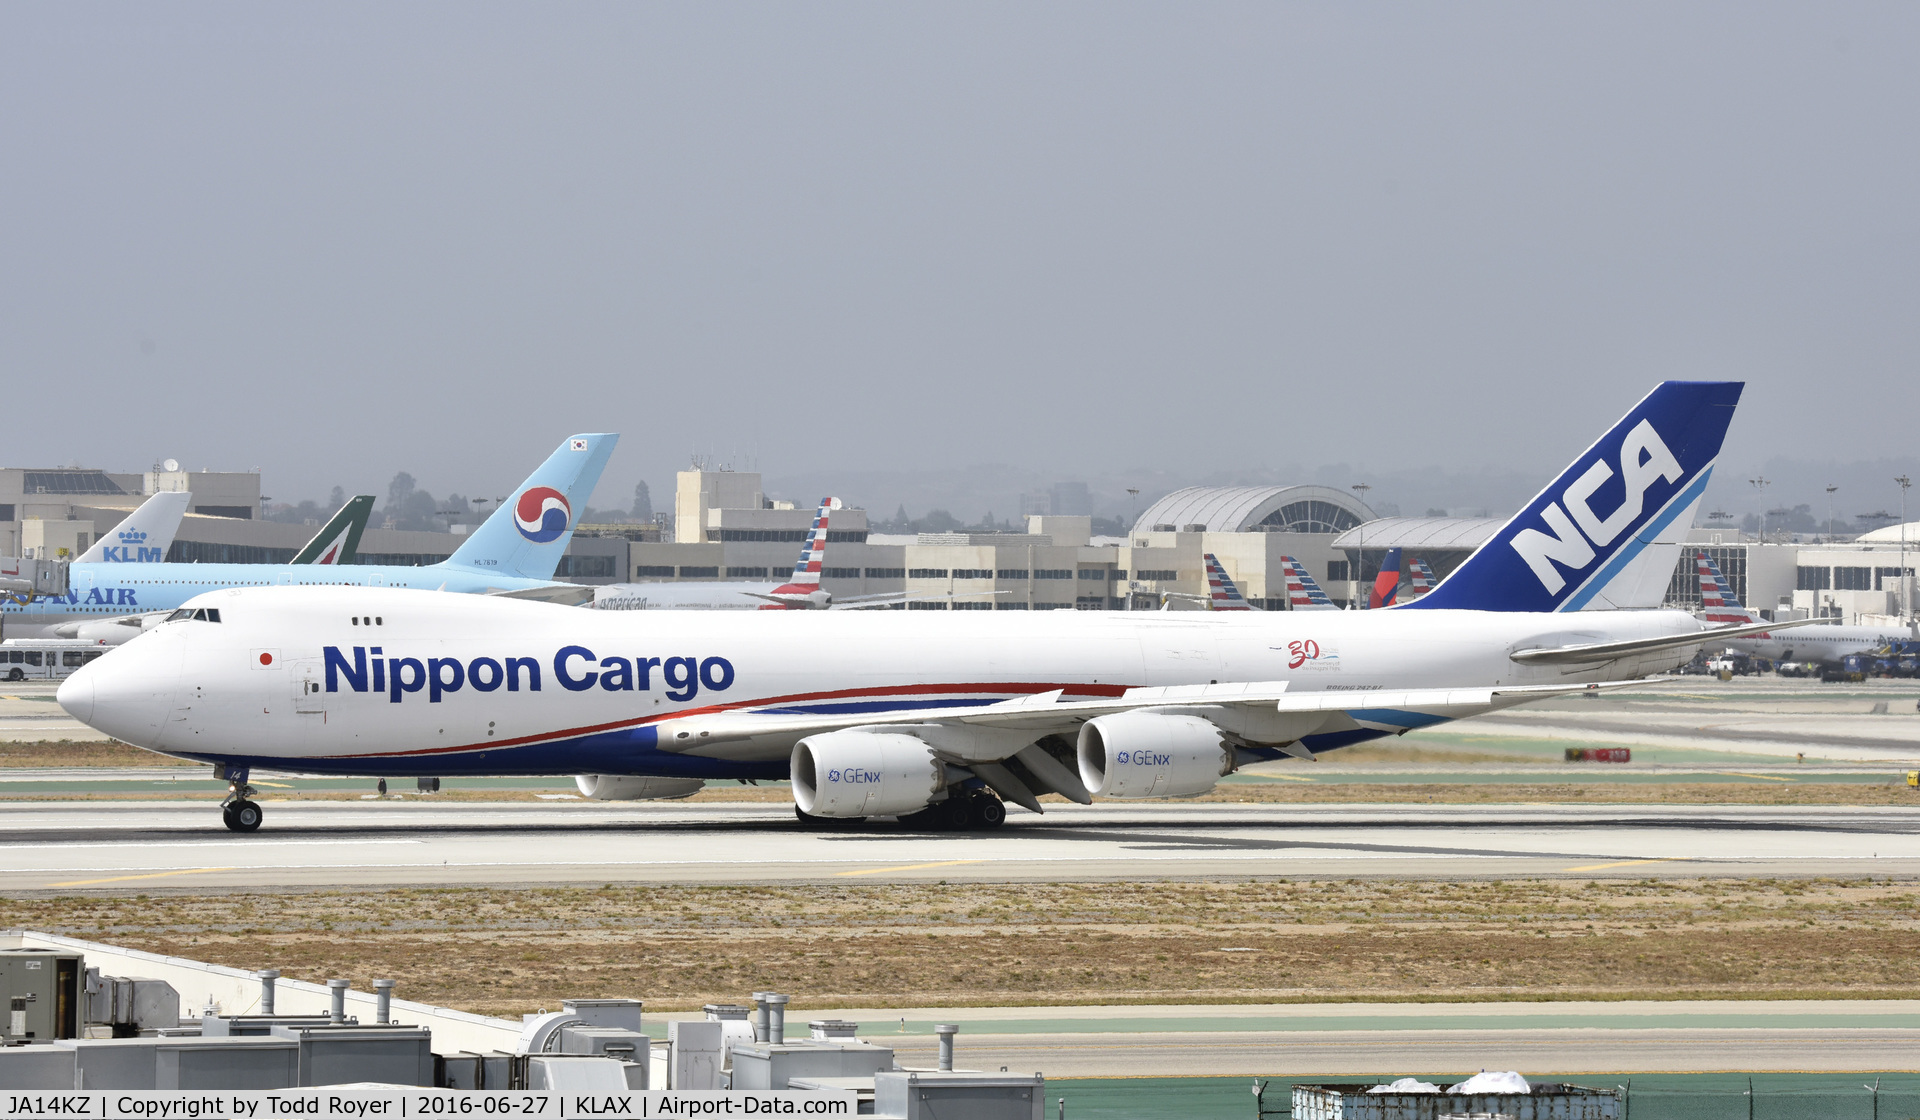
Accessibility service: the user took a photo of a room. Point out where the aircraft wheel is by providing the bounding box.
[937,795,973,831]
[224,800,263,833]
[969,795,1007,830]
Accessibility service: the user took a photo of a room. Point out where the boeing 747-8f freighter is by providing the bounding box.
[59,383,1804,832]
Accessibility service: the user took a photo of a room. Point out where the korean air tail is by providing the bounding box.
[1695,551,1758,624]
[291,495,374,565]
[1202,553,1255,610]
[1407,557,1439,600]
[1404,381,1742,613]
[440,434,618,581]
[77,491,191,563]
[1279,555,1339,611]
[1369,547,1404,609]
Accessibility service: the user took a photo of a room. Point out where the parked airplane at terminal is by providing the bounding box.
[1692,552,1914,663]
[44,495,376,645]
[59,381,1807,833]
[2,435,613,641]
[592,498,958,611]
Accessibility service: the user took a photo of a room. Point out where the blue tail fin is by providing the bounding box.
[1404,381,1742,613]
[439,434,618,580]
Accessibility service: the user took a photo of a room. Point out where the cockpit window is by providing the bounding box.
[168,608,223,623]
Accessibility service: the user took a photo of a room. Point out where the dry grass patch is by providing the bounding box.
[4,878,1916,1016]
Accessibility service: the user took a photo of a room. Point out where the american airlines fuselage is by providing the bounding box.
[63,585,1705,779]
[1720,622,1915,665]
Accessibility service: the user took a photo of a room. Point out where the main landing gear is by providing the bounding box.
[218,765,263,833]
[900,791,1005,832]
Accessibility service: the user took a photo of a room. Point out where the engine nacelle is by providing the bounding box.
[574,774,706,801]
[1077,711,1229,799]
[791,731,944,818]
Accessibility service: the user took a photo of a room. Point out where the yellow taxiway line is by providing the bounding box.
[49,867,236,888]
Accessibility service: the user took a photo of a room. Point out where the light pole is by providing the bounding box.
[1350,483,1371,610]
[1824,485,1838,542]
[1899,475,1912,622]
[1750,477,1770,541]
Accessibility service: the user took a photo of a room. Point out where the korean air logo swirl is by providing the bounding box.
[513,486,572,543]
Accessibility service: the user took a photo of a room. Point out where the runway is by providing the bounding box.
[4,799,1918,891]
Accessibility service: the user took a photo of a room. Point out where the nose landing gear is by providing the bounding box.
[218,765,263,833]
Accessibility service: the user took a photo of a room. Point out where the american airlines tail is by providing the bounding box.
[757,498,841,608]
[1202,553,1255,610]
[1407,557,1439,600]
[1278,555,1339,611]
[76,491,191,564]
[1404,381,1741,613]
[1696,552,1759,624]
[291,495,374,565]
[1369,546,1404,609]
[440,434,618,581]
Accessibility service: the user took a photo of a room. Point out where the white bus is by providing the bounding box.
[1,639,111,682]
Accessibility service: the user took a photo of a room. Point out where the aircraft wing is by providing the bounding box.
[1509,617,1823,665]
[656,677,1650,756]
[483,583,596,606]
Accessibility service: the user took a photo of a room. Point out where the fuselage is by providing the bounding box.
[62,585,1706,780]
[1,561,570,639]
[1720,622,1915,664]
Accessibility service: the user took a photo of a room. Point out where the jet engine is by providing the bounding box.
[791,730,944,818]
[573,774,706,801]
[1076,711,1230,799]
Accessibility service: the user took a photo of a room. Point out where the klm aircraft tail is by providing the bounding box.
[292,495,373,565]
[439,433,618,581]
[1405,381,1742,613]
[77,491,191,563]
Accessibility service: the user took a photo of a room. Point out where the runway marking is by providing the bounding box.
[1241,773,1318,783]
[50,867,235,888]
[835,859,984,877]
[3,839,425,850]
[1719,771,1796,782]
[1561,858,1683,872]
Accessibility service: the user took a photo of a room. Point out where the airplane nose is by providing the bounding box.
[57,670,96,725]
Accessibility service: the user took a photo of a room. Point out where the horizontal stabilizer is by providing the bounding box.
[484,583,596,606]
[1510,617,1821,664]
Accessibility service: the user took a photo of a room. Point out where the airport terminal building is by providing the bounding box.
[7,462,1913,621]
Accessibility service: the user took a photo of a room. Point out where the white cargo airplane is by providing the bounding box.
[591,498,922,611]
[1692,552,1914,663]
[61,381,1803,833]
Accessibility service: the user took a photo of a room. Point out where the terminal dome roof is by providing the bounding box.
[1329,515,1506,551]
[1856,519,1920,545]
[1132,485,1375,535]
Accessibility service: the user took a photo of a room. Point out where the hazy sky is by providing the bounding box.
[3,5,1915,519]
